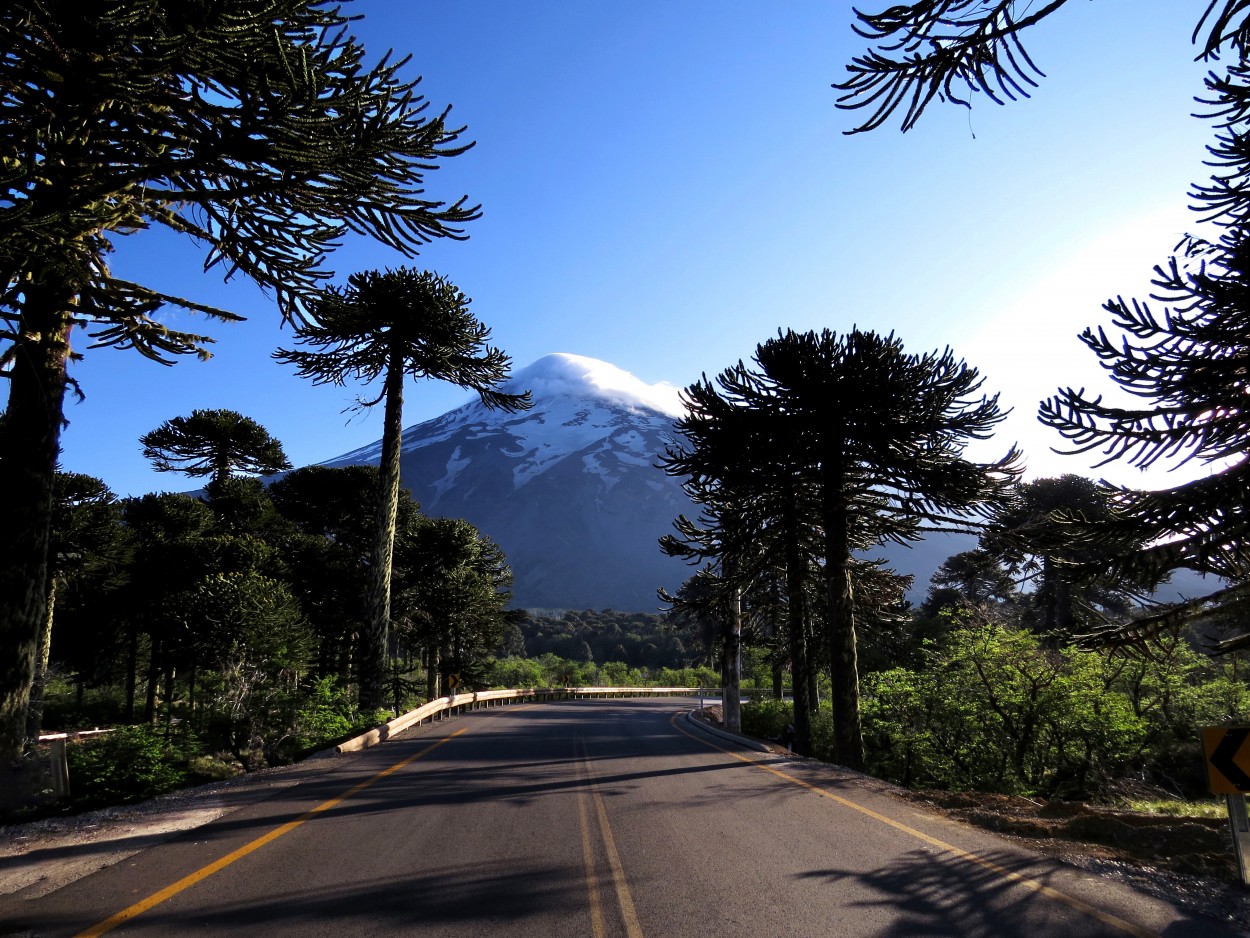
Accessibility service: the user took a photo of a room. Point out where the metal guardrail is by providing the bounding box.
[335,686,732,753]
[34,688,755,793]
[37,728,114,798]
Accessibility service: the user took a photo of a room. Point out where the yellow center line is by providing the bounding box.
[575,742,607,938]
[671,712,1160,938]
[75,727,470,938]
[591,779,644,938]
[578,735,645,938]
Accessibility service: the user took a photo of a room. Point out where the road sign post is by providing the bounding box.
[1227,795,1250,886]
[1202,726,1250,886]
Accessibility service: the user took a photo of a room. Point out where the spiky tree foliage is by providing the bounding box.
[117,493,215,721]
[752,328,1019,768]
[661,370,827,751]
[0,0,478,757]
[980,475,1148,639]
[660,512,752,734]
[395,517,513,697]
[1038,56,1250,649]
[270,465,423,676]
[275,268,530,708]
[664,328,1018,766]
[140,409,291,494]
[30,473,128,734]
[922,549,1017,614]
[835,1,1250,133]
[834,0,1250,651]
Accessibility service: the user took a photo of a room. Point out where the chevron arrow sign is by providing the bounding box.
[1203,727,1250,793]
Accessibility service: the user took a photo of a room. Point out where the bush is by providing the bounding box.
[65,725,189,811]
[292,676,359,752]
[741,698,793,740]
[860,624,1151,796]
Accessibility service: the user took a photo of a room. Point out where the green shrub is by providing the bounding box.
[65,725,189,811]
[188,754,244,781]
[291,676,358,750]
[860,624,1151,796]
[741,698,793,739]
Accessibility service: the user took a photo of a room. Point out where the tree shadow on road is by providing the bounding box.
[796,846,1230,937]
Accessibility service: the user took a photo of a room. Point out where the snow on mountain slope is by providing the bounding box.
[317,352,1215,611]
[321,353,697,611]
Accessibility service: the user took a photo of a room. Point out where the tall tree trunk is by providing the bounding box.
[426,645,440,700]
[25,577,58,740]
[125,627,138,721]
[805,643,820,708]
[721,587,742,734]
[0,288,72,758]
[361,349,405,709]
[784,508,813,755]
[144,635,161,723]
[163,663,176,732]
[824,499,865,770]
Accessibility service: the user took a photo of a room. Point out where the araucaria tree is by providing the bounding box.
[0,1,478,756]
[833,1,1247,134]
[140,410,291,496]
[665,328,1021,767]
[834,4,1250,649]
[1039,160,1250,643]
[275,267,531,709]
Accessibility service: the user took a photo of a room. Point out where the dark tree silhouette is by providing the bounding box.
[275,268,530,709]
[835,1,1250,654]
[0,0,477,756]
[753,329,1019,768]
[270,465,423,677]
[665,328,1020,766]
[395,516,513,697]
[835,1,1250,133]
[923,549,1017,613]
[1037,56,1250,648]
[30,473,126,735]
[662,367,827,749]
[140,410,291,494]
[981,475,1146,639]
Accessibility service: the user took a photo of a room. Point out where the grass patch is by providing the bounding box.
[1123,798,1227,819]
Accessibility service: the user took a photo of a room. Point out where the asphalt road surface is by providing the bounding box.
[2,698,1242,937]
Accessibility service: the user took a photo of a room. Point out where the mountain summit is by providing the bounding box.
[322,353,698,611]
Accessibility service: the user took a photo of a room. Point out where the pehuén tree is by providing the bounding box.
[0,0,477,757]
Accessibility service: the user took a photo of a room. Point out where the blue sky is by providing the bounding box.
[49,1,1219,498]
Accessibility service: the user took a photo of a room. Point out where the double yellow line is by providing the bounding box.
[575,736,644,938]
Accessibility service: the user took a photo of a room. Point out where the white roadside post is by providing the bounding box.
[49,737,70,798]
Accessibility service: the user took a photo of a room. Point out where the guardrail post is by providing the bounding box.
[50,737,70,799]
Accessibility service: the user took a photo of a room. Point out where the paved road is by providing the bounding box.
[1,699,1241,937]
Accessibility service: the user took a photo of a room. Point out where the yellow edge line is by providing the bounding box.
[75,727,470,938]
[672,712,1160,938]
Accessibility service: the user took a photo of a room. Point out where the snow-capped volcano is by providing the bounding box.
[322,353,697,611]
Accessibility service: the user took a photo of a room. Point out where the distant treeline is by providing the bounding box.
[502,609,712,672]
